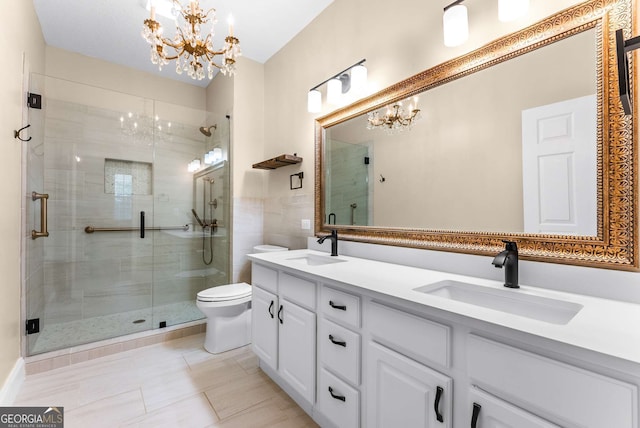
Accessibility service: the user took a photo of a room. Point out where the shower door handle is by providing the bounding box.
[140,211,145,239]
[31,192,49,240]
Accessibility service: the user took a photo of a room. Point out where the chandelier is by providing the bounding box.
[141,0,241,80]
[367,97,421,133]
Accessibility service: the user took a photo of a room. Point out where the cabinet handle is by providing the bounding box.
[471,402,481,428]
[434,386,444,423]
[328,386,346,402]
[329,300,347,311]
[268,300,274,319]
[328,334,347,347]
[277,305,283,324]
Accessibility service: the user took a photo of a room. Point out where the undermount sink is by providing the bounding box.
[287,254,347,266]
[414,280,583,325]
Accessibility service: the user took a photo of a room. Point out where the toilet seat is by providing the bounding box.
[197,282,252,303]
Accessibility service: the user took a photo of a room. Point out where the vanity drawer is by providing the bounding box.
[368,301,450,368]
[318,367,359,428]
[320,286,361,329]
[319,318,361,386]
[467,335,637,428]
[280,272,316,310]
[252,263,278,293]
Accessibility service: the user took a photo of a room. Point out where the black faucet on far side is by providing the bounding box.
[317,229,339,256]
[492,240,519,288]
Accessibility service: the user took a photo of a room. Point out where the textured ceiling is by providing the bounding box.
[33,0,334,87]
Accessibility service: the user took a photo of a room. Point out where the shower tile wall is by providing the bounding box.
[30,87,221,354]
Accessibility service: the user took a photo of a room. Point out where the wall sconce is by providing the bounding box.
[307,59,367,113]
[443,0,529,47]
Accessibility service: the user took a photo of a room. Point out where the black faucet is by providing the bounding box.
[317,229,339,256]
[492,240,519,288]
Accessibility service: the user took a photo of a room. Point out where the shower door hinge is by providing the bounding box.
[26,318,40,335]
[27,93,42,109]
[159,321,167,328]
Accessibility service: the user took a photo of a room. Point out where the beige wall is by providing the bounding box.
[0,0,45,388]
[46,47,206,110]
[261,0,588,249]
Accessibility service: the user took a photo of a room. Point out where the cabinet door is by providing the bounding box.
[251,286,278,370]
[366,342,452,428]
[278,300,316,403]
[468,387,560,428]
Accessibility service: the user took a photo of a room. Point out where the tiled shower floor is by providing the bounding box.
[31,301,205,354]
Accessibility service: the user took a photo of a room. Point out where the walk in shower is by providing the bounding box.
[23,74,230,356]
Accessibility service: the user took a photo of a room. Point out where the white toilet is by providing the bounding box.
[196,244,288,354]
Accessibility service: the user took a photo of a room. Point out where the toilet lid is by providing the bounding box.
[197,282,252,302]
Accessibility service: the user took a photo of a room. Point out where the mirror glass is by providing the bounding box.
[316,0,637,270]
[324,29,597,235]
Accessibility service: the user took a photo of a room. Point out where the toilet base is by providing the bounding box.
[203,307,252,354]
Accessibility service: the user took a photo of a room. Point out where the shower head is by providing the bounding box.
[199,124,217,137]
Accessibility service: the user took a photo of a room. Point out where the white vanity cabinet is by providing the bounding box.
[467,334,638,428]
[317,286,362,428]
[251,263,317,404]
[467,387,561,428]
[249,252,640,428]
[366,301,453,428]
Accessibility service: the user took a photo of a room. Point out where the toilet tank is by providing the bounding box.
[253,245,288,253]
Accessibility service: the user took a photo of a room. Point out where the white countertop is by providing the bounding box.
[249,249,640,365]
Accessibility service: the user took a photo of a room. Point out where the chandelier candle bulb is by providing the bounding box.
[150,6,156,20]
[228,14,234,37]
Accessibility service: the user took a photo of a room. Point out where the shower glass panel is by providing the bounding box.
[24,74,228,356]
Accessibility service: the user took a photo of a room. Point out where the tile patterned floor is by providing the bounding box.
[31,302,205,354]
[15,333,319,428]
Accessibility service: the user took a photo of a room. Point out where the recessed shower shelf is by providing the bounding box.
[252,154,302,170]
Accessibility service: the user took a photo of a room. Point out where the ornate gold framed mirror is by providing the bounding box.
[315,0,637,270]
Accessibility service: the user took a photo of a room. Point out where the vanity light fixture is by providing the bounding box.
[367,96,421,133]
[187,158,201,172]
[307,59,367,113]
[443,0,530,47]
[443,1,469,47]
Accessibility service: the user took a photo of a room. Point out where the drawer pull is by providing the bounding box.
[328,386,346,402]
[268,300,274,319]
[434,386,444,423]
[328,334,347,347]
[277,305,283,324]
[471,402,481,428]
[329,300,347,311]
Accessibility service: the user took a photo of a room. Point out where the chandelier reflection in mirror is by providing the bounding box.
[366,97,421,133]
[141,0,241,80]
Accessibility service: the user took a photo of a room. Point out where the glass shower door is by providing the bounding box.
[24,74,156,355]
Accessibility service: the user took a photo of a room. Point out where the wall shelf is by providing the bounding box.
[253,154,302,170]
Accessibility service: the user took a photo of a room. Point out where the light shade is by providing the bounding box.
[350,64,368,94]
[307,89,322,113]
[327,78,342,105]
[443,4,469,47]
[212,147,223,162]
[498,0,529,22]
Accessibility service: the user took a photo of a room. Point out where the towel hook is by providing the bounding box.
[14,124,32,142]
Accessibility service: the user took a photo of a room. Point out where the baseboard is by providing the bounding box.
[0,358,25,405]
